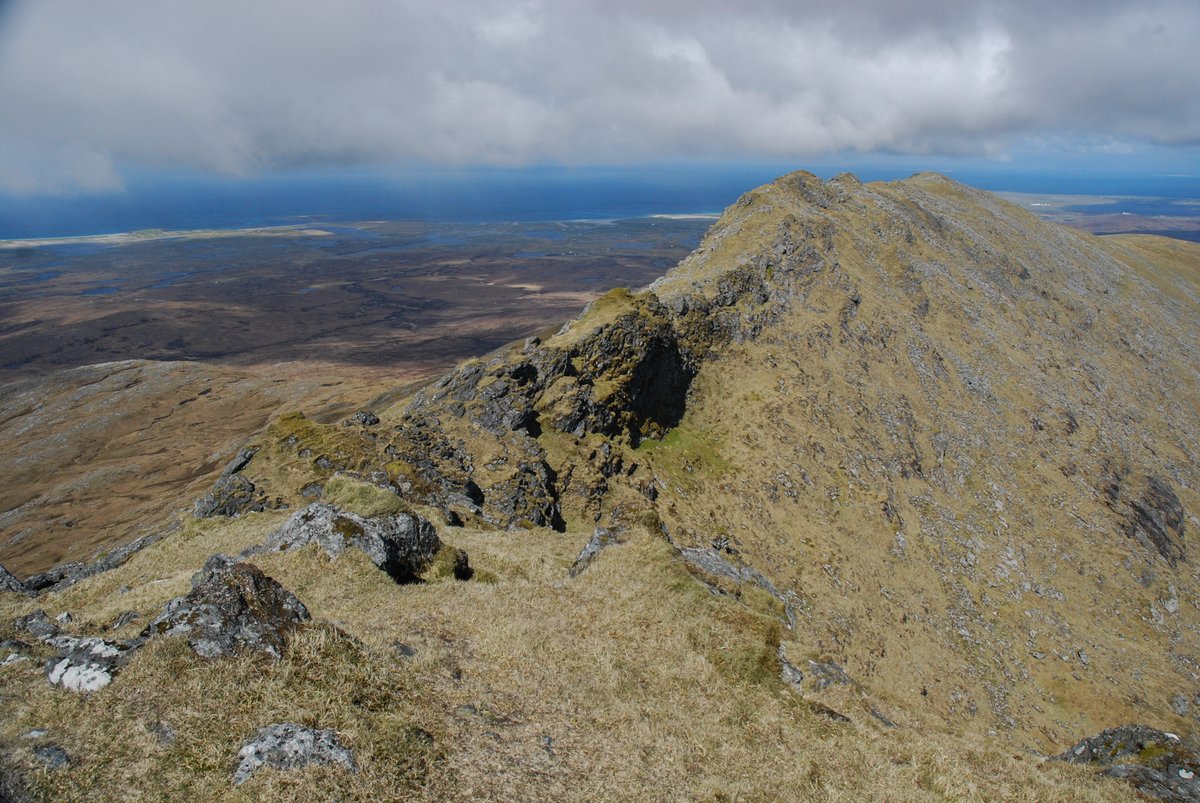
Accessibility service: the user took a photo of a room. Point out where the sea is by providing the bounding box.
[1,164,1197,240]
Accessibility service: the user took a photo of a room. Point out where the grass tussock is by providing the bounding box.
[323,474,410,518]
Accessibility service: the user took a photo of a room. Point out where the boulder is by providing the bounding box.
[145,555,310,660]
[232,723,357,786]
[1056,724,1200,802]
[251,503,442,584]
[43,636,133,692]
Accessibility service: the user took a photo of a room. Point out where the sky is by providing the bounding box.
[0,0,1198,198]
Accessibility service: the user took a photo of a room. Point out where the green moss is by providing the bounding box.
[635,424,732,483]
[423,545,472,582]
[1135,741,1172,764]
[324,475,409,518]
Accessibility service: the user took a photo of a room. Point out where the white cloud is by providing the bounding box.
[0,0,1196,194]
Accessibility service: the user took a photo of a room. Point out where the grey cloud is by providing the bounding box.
[0,0,1196,194]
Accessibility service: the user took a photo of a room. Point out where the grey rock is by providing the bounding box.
[778,645,805,690]
[108,610,141,630]
[21,730,47,740]
[345,410,380,427]
[151,720,177,745]
[1056,724,1200,802]
[33,745,70,769]
[220,447,258,478]
[144,555,310,660]
[232,723,357,786]
[679,547,796,626]
[483,459,563,531]
[806,659,857,692]
[22,562,85,593]
[0,563,27,594]
[13,610,60,640]
[251,503,441,584]
[44,636,133,692]
[193,473,267,518]
[2,640,31,667]
[191,447,268,518]
[1174,695,1191,717]
[569,527,624,577]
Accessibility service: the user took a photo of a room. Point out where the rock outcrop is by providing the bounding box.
[249,503,443,584]
[1057,725,1200,802]
[233,723,357,786]
[193,447,280,518]
[1103,471,1187,566]
[145,555,310,659]
[21,527,174,594]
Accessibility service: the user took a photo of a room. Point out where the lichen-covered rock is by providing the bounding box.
[0,563,27,594]
[232,723,357,786]
[1056,725,1200,802]
[145,555,309,660]
[569,527,624,577]
[251,503,442,584]
[43,636,133,692]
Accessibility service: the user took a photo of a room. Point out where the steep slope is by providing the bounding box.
[369,170,1200,747]
[1,171,1198,800]
[639,172,1200,746]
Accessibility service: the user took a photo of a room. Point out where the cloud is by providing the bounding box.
[0,0,1197,194]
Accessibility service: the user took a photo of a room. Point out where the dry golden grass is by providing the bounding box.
[0,512,1135,801]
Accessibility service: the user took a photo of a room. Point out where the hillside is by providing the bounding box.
[2,172,1199,800]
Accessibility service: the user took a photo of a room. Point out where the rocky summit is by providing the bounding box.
[1,172,1199,801]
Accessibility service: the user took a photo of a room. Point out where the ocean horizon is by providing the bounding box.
[1,164,1197,240]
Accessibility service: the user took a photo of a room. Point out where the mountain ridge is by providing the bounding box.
[2,171,1199,800]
